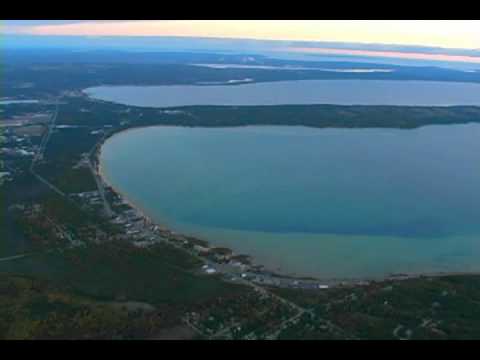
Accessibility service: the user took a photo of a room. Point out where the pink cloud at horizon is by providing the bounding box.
[6,20,480,50]
[286,47,480,65]
[4,20,480,65]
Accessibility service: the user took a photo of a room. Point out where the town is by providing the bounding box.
[2,43,480,339]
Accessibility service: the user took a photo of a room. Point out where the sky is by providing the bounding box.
[3,20,480,65]
[3,20,479,49]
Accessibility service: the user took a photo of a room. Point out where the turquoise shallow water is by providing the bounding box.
[100,125,480,279]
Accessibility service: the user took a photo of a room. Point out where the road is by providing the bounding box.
[182,317,210,339]
[0,253,30,263]
[87,158,114,218]
[31,171,66,197]
[19,104,338,339]
[29,100,67,197]
[30,101,59,169]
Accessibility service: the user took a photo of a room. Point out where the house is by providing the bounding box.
[194,245,210,254]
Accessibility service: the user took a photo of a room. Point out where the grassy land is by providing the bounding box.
[0,241,246,306]
[0,273,199,339]
[0,240,249,339]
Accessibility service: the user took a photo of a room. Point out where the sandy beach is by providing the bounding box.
[93,124,480,287]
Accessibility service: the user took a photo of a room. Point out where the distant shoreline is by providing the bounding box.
[84,80,480,108]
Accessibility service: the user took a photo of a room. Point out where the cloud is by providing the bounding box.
[2,20,479,65]
[2,20,132,34]
[4,20,480,51]
[3,20,124,26]
[284,47,480,65]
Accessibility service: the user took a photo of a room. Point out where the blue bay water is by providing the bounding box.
[85,80,480,107]
[100,125,480,279]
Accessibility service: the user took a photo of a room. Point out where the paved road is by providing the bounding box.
[31,101,59,169]
[87,158,113,218]
[29,100,66,197]
[0,253,30,262]
[31,171,66,197]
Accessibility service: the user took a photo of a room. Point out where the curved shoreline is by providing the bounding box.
[94,126,349,285]
[95,133,317,281]
[91,123,480,288]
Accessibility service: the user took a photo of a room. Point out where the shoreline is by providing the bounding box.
[94,128,348,285]
[92,123,480,288]
[83,80,480,109]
